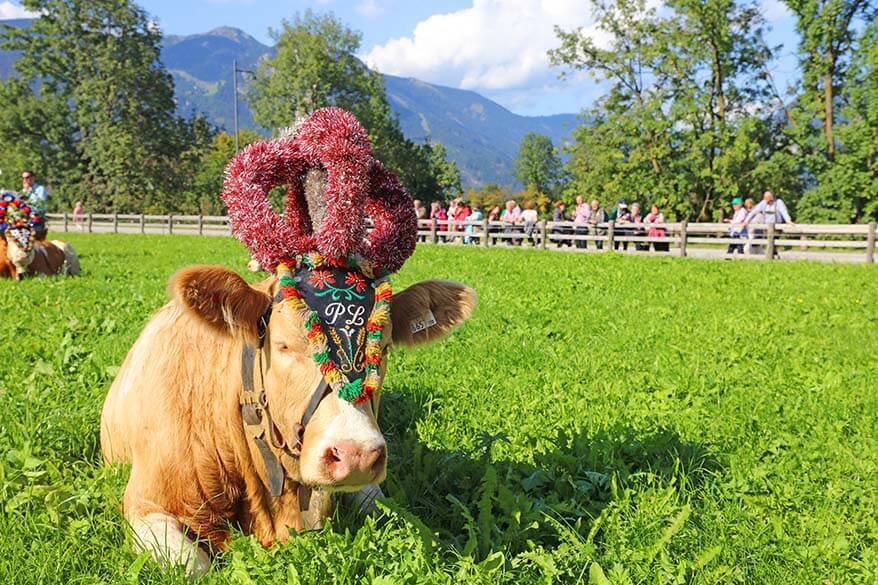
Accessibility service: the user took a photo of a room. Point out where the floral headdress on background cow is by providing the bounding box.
[222,108,417,405]
[0,193,44,252]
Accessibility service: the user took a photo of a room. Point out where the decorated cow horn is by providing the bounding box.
[222,107,417,404]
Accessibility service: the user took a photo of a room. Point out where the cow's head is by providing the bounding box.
[4,226,36,278]
[171,265,475,492]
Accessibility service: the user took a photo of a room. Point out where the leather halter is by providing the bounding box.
[239,291,332,497]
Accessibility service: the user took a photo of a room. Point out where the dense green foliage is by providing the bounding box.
[248,11,460,205]
[514,132,565,196]
[0,0,214,213]
[1,234,876,583]
[550,0,878,222]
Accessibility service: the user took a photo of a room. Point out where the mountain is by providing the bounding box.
[0,21,579,188]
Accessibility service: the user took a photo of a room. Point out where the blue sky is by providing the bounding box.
[0,0,802,117]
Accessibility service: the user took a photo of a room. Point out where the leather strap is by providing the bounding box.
[240,294,334,498]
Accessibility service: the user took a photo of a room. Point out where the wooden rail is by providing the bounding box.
[46,214,878,264]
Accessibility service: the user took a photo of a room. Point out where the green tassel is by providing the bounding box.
[313,350,329,364]
[306,312,321,328]
[338,378,363,402]
[279,274,296,288]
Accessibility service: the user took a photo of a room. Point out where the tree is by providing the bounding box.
[797,21,878,222]
[181,129,262,215]
[0,0,210,212]
[783,0,876,161]
[249,11,452,204]
[550,0,797,220]
[514,133,563,194]
[430,142,462,202]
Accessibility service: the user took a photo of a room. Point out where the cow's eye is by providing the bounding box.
[274,342,291,353]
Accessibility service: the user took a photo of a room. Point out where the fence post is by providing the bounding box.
[867,222,876,264]
[680,221,688,257]
[481,218,489,247]
[139,213,145,234]
[87,213,93,233]
[540,220,548,250]
[607,221,615,251]
[168,214,173,235]
[63,212,69,232]
[430,217,438,244]
[113,212,118,233]
[198,214,204,236]
[766,224,776,260]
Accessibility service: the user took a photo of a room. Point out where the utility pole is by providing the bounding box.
[232,60,256,153]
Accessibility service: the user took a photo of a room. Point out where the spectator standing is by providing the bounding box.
[610,200,632,250]
[447,198,460,239]
[22,170,48,239]
[745,190,792,225]
[552,201,571,247]
[746,191,793,256]
[724,197,748,255]
[500,199,522,246]
[644,204,668,251]
[587,199,607,250]
[521,200,539,246]
[487,204,501,244]
[413,199,427,242]
[72,201,85,232]
[572,195,591,249]
[744,198,762,255]
[453,198,471,243]
[430,201,448,241]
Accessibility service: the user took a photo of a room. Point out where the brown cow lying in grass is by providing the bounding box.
[101,265,475,574]
[2,226,80,280]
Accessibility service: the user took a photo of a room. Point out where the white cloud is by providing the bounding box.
[0,1,38,19]
[761,0,792,22]
[356,0,384,17]
[363,0,603,94]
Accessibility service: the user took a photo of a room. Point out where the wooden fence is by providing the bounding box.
[46,213,877,264]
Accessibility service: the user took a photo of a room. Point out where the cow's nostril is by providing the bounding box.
[371,446,387,475]
[325,447,342,464]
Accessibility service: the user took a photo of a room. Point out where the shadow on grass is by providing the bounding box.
[368,388,724,561]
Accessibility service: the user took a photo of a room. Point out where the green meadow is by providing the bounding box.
[1,233,876,584]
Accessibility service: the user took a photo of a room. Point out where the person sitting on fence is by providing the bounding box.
[587,199,607,250]
[552,200,571,247]
[500,199,522,246]
[724,197,748,255]
[72,201,85,231]
[465,204,483,245]
[630,202,647,251]
[645,204,668,251]
[572,195,590,249]
[521,200,539,246]
[610,199,632,250]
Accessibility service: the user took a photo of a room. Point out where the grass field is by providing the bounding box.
[0,233,876,584]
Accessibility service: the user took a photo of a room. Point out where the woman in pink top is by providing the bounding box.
[645,204,668,252]
[572,195,591,249]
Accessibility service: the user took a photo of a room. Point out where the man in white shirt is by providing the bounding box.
[745,191,792,225]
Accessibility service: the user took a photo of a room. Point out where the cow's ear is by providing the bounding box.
[390,280,476,347]
[170,266,271,339]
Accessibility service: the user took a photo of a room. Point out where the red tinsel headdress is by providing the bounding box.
[222,108,417,405]
[221,107,417,274]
